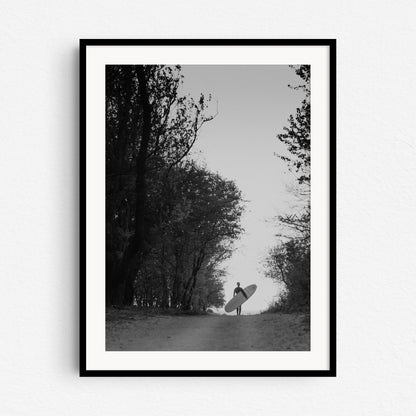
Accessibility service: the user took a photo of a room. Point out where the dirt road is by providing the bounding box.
[106,310,310,351]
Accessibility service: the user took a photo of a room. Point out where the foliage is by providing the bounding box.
[265,65,311,312]
[135,161,244,310]
[277,65,310,185]
[264,239,310,312]
[106,65,243,310]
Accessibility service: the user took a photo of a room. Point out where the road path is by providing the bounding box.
[106,311,310,351]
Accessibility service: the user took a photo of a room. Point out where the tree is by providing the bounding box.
[106,65,215,305]
[264,239,310,311]
[264,65,311,311]
[134,161,244,311]
[277,65,310,185]
[106,65,243,310]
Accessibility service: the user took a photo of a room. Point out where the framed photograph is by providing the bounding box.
[80,39,336,376]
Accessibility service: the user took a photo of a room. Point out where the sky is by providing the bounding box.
[179,65,305,313]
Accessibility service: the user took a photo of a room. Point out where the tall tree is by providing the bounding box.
[112,66,152,305]
[106,65,214,305]
[264,65,311,311]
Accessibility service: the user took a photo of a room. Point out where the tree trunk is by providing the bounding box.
[172,248,183,308]
[182,251,205,310]
[160,244,170,308]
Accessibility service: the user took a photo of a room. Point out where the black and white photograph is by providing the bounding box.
[81,40,335,375]
[105,63,312,351]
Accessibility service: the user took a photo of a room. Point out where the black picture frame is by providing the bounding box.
[80,39,336,377]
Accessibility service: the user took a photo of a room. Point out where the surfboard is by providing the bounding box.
[224,284,257,313]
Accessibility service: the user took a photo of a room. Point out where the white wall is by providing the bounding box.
[1,1,415,414]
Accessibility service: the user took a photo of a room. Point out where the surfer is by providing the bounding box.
[233,282,248,315]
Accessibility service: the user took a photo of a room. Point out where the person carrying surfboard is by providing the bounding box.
[233,282,248,315]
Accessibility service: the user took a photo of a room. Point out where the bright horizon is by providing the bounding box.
[179,65,306,312]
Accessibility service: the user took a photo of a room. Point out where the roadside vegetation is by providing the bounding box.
[106,65,244,311]
[263,65,311,313]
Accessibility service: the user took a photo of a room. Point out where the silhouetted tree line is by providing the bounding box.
[106,65,244,310]
[265,65,311,312]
